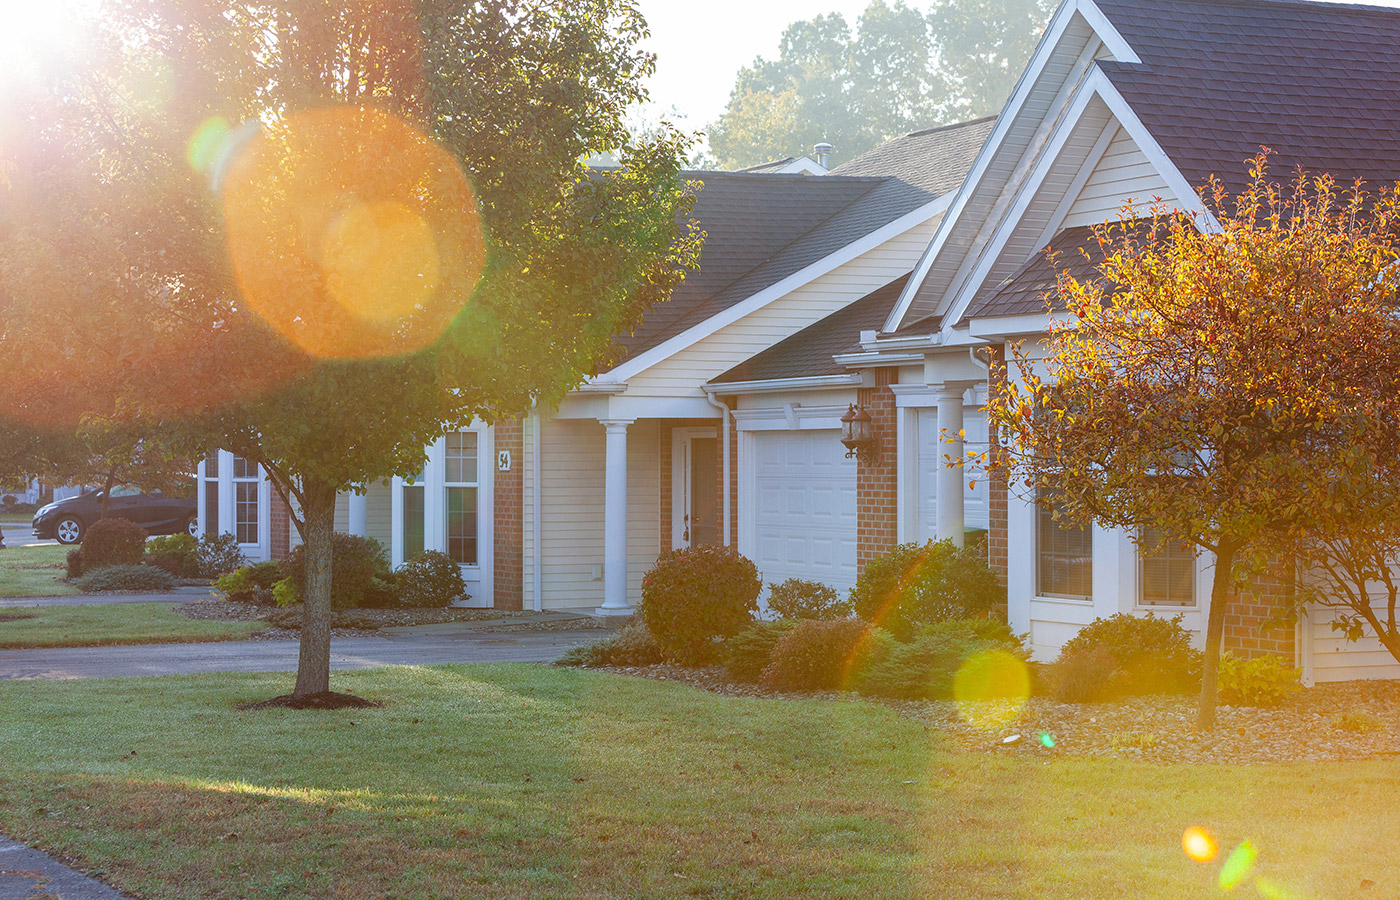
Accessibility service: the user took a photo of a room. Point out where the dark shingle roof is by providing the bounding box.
[1095,0,1400,195]
[710,275,910,384]
[964,226,1103,319]
[608,117,995,368]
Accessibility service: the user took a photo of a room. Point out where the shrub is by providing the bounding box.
[848,540,1005,639]
[145,533,201,578]
[395,550,468,608]
[1051,613,1202,702]
[272,577,297,608]
[557,622,665,668]
[65,548,84,580]
[760,618,885,692]
[196,532,247,578]
[215,561,285,605]
[79,518,148,571]
[287,533,396,610]
[765,578,852,620]
[854,622,1022,700]
[640,545,760,665]
[1332,710,1383,733]
[1217,653,1302,707]
[74,564,177,593]
[724,620,799,683]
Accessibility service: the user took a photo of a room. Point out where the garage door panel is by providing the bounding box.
[750,430,858,591]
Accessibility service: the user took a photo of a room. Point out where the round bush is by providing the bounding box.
[196,532,248,578]
[74,564,177,593]
[396,550,468,608]
[849,540,1005,640]
[760,618,886,693]
[1051,613,1202,702]
[145,532,201,578]
[79,518,148,572]
[288,533,395,609]
[216,561,286,605]
[640,545,760,665]
[855,623,1022,700]
[765,578,852,620]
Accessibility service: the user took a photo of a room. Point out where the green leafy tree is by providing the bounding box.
[706,0,1050,169]
[987,157,1400,728]
[0,0,700,700]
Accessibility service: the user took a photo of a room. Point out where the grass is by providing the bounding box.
[0,602,263,648]
[0,666,1394,900]
[0,511,36,523]
[0,544,77,598]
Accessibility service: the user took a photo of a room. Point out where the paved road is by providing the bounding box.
[0,625,599,680]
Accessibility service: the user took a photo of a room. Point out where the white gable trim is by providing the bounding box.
[594,192,952,383]
[882,0,1124,334]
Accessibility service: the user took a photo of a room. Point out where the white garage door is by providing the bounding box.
[750,430,858,591]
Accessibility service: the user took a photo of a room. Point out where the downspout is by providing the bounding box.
[701,388,733,546]
[530,407,543,612]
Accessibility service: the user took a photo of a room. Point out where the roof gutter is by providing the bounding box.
[703,373,863,396]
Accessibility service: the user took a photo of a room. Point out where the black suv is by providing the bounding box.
[32,486,197,544]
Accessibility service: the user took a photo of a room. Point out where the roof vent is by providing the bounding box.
[813,141,834,169]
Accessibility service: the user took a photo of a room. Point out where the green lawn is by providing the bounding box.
[0,666,1392,900]
[0,602,263,648]
[0,511,35,523]
[0,544,76,598]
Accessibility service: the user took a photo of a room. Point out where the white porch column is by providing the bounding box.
[216,449,235,538]
[390,477,405,568]
[598,419,634,615]
[348,489,368,537]
[935,384,968,547]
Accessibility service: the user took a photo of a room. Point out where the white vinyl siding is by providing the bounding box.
[523,417,660,610]
[1061,127,1172,228]
[623,220,940,397]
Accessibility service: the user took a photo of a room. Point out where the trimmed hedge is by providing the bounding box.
[74,564,177,593]
[760,618,885,693]
[557,622,665,668]
[287,533,395,610]
[396,550,467,608]
[79,518,147,572]
[145,533,201,578]
[855,621,1023,700]
[640,545,760,665]
[724,620,799,683]
[765,578,851,620]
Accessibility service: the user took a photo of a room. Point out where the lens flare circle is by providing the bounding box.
[1181,826,1218,863]
[953,650,1030,730]
[1218,840,1258,891]
[221,106,484,360]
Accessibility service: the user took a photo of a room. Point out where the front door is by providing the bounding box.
[672,428,719,549]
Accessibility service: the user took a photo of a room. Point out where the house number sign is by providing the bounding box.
[497,450,512,472]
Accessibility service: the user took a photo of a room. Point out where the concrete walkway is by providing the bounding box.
[0,836,132,899]
[0,586,216,607]
[0,621,601,680]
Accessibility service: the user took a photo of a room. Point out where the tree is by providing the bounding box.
[0,0,700,701]
[705,0,1051,170]
[987,156,1400,728]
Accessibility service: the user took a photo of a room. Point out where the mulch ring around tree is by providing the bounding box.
[238,691,383,711]
[593,664,1400,766]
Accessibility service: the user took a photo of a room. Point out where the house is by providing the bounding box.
[197,115,996,611]
[200,0,1400,686]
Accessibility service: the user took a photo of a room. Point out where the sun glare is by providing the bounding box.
[0,0,92,77]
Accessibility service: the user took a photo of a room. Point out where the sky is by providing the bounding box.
[633,0,1400,135]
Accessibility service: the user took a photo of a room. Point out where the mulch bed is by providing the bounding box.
[592,663,1400,765]
[238,691,383,711]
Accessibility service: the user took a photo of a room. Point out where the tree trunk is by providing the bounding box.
[293,479,337,697]
[1198,541,1239,730]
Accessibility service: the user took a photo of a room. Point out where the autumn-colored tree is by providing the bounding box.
[988,156,1400,728]
[0,0,699,701]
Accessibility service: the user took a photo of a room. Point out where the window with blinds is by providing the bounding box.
[1140,526,1195,607]
[444,432,478,566]
[1037,493,1091,600]
[232,456,259,544]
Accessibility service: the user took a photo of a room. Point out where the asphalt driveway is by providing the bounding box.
[0,622,600,680]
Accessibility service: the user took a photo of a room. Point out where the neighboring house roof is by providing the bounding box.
[965,226,1103,318]
[737,157,827,175]
[1095,0,1400,196]
[710,274,910,385]
[606,117,996,370]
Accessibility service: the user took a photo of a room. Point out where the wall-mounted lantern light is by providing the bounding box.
[840,403,879,465]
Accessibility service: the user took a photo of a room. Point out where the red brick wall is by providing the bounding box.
[856,368,899,572]
[493,418,524,610]
[986,346,1009,583]
[1222,563,1296,660]
[269,488,292,562]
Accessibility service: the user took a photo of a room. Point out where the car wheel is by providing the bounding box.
[55,516,84,545]
[185,517,198,537]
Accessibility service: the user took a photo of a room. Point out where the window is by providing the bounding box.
[232,456,259,544]
[1140,526,1195,607]
[1037,492,1091,599]
[202,456,218,533]
[403,467,425,561]
[444,431,479,566]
